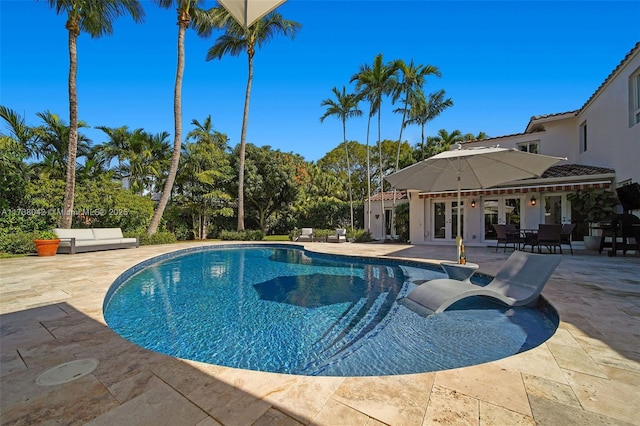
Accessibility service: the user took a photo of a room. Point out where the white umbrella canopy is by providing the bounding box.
[385,146,565,256]
[386,147,564,192]
[218,0,286,28]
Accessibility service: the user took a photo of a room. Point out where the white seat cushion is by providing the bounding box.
[54,228,95,240]
[92,228,124,239]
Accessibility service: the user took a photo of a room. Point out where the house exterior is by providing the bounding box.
[365,191,408,240]
[404,42,640,246]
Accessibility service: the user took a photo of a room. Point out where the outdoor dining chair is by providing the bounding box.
[537,224,563,254]
[492,224,522,252]
[560,223,577,255]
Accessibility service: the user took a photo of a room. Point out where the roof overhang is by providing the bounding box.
[525,111,578,132]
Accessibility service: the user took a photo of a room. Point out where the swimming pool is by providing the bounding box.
[103,244,558,376]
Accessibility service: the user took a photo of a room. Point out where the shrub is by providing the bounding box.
[349,229,373,243]
[0,232,37,254]
[220,230,265,241]
[312,229,332,240]
[130,231,177,246]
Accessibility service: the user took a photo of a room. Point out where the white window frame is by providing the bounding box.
[631,67,640,126]
[579,121,587,153]
[517,141,539,154]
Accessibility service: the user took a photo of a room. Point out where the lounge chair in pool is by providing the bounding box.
[297,228,313,242]
[327,228,347,243]
[400,251,561,315]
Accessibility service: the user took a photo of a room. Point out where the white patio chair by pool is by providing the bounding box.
[327,228,347,243]
[297,228,313,242]
[400,251,561,315]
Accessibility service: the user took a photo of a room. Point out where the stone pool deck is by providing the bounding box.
[1,242,639,425]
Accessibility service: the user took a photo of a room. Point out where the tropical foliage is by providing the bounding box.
[2,6,497,249]
[44,0,144,228]
[203,6,301,232]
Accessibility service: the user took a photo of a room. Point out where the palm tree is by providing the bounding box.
[34,111,91,180]
[319,86,362,230]
[147,0,211,234]
[125,130,171,195]
[94,125,132,179]
[463,131,489,141]
[406,89,453,160]
[205,7,301,231]
[351,53,398,239]
[436,129,464,152]
[186,115,228,151]
[389,60,440,232]
[44,0,144,228]
[0,106,39,159]
[391,60,440,172]
[0,106,39,209]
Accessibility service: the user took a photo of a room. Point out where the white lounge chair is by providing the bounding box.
[401,251,561,315]
[327,228,347,243]
[297,228,313,242]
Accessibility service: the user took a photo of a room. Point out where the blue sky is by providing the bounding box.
[1,1,639,162]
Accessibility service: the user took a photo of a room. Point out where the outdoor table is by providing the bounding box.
[440,261,480,282]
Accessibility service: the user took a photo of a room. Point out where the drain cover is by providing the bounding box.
[36,359,99,386]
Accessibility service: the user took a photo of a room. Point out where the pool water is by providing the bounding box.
[103,245,558,376]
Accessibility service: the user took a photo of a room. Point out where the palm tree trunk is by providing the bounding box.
[60,30,78,229]
[390,104,409,237]
[377,110,384,240]
[342,120,354,229]
[148,18,187,234]
[365,113,372,233]
[237,49,254,231]
[421,123,426,160]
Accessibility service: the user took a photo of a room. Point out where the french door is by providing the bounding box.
[432,200,464,241]
[483,197,523,240]
[543,194,568,224]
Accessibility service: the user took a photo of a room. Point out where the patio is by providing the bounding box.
[1,242,639,425]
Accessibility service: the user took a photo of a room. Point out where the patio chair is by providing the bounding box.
[327,228,347,243]
[537,224,563,254]
[297,228,313,242]
[399,251,561,315]
[492,224,522,252]
[560,223,577,255]
[520,229,538,253]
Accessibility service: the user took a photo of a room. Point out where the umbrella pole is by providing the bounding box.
[456,174,462,262]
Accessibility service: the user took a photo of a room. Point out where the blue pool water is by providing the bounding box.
[103,244,558,376]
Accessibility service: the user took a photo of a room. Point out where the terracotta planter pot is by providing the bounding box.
[34,239,61,256]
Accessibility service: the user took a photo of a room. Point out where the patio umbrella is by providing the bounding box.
[385,146,564,256]
[218,0,286,29]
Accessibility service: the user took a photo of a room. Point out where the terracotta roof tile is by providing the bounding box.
[541,164,615,179]
[367,191,408,202]
[578,42,640,112]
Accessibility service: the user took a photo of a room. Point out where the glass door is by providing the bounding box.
[543,195,567,224]
[483,197,522,240]
[432,200,464,241]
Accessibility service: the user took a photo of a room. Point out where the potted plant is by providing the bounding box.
[567,188,619,250]
[33,230,61,256]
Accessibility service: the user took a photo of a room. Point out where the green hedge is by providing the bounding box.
[124,231,177,246]
[0,232,38,254]
[220,230,265,241]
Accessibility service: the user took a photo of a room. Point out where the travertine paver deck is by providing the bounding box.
[1,241,639,425]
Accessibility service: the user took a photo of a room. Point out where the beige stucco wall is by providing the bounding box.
[575,49,640,184]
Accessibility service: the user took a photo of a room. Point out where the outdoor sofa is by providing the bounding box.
[54,228,139,254]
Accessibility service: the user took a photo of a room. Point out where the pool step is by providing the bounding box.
[300,290,390,374]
